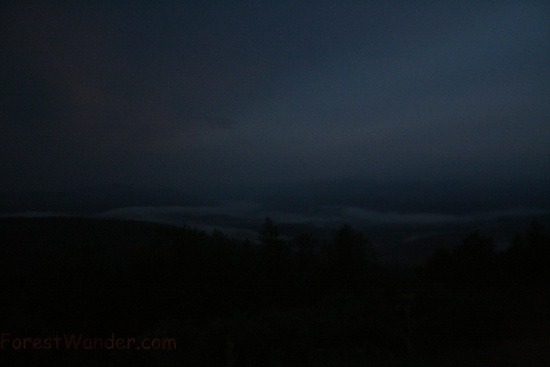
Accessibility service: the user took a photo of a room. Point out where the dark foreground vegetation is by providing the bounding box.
[0,216,549,366]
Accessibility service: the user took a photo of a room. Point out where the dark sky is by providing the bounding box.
[1,1,549,212]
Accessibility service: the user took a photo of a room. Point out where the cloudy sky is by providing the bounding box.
[1,1,549,213]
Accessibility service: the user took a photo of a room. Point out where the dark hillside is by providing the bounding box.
[0,217,549,366]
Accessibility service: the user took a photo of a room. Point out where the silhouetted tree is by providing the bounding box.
[258,217,294,303]
[504,221,550,286]
[259,217,281,246]
[326,224,375,289]
[422,231,497,288]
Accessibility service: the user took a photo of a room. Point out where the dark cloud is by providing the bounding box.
[0,1,549,213]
